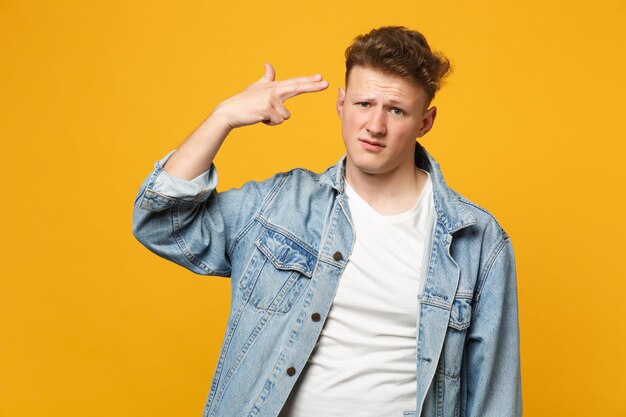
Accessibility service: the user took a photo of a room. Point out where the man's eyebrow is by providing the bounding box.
[386,98,410,107]
[352,95,411,106]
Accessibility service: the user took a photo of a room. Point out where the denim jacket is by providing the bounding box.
[132,143,522,417]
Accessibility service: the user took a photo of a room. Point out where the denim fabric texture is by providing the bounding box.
[132,143,522,417]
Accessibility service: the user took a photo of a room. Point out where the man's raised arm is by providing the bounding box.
[132,63,328,276]
[162,63,329,180]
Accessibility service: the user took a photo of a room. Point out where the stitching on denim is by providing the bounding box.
[254,217,318,258]
[212,303,277,410]
[474,237,507,305]
[319,195,354,268]
[170,205,231,276]
[316,191,340,265]
[255,238,314,278]
[205,270,253,412]
[247,271,303,315]
[454,190,510,240]
[227,171,290,259]
[420,297,451,310]
[455,291,474,299]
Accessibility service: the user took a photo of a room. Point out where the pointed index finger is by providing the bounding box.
[278,80,329,101]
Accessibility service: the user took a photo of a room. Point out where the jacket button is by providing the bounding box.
[286,367,296,376]
[311,312,321,322]
[333,251,343,261]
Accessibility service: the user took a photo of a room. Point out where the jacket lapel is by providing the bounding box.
[414,143,478,413]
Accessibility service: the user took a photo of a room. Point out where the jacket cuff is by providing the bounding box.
[139,149,218,211]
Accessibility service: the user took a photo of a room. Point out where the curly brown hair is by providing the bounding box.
[345,26,452,106]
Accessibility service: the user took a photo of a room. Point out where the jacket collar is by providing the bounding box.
[319,142,477,234]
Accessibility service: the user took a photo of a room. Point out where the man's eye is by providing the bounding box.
[391,108,404,116]
[358,102,371,108]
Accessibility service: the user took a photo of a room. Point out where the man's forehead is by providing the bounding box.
[346,66,427,103]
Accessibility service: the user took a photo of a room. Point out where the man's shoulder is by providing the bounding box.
[266,164,336,188]
[446,186,511,242]
[227,165,333,203]
[277,166,336,196]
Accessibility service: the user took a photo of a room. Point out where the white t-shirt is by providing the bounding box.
[278,171,436,417]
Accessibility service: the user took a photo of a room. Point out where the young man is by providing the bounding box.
[133,26,522,417]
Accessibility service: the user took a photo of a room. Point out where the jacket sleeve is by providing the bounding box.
[464,236,522,417]
[132,149,283,277]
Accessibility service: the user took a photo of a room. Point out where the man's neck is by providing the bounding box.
[344,158,428,216]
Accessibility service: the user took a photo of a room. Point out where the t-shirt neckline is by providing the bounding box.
[344,170,432,223]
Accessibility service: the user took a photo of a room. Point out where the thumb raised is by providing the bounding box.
[260,62,275,82]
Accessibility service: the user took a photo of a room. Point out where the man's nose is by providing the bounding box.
[366,109,386,136]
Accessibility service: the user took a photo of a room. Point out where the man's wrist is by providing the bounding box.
[208,107,236,133]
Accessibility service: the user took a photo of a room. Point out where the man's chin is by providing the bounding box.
[346,156,387,176]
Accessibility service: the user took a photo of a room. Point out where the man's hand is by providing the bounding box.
[211,63,329,129]
[162,63,327,180]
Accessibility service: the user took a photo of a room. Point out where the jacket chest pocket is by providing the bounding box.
[239,228,316,314]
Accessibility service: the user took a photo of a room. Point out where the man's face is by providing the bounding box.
[337,65,436,177]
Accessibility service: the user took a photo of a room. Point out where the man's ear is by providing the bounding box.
[417,106,437,138]
[336,86,346,120]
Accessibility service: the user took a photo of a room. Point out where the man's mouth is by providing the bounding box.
[359,138,385,147]
[358,138,385,151]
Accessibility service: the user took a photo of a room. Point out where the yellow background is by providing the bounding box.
[1,0,625,416]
